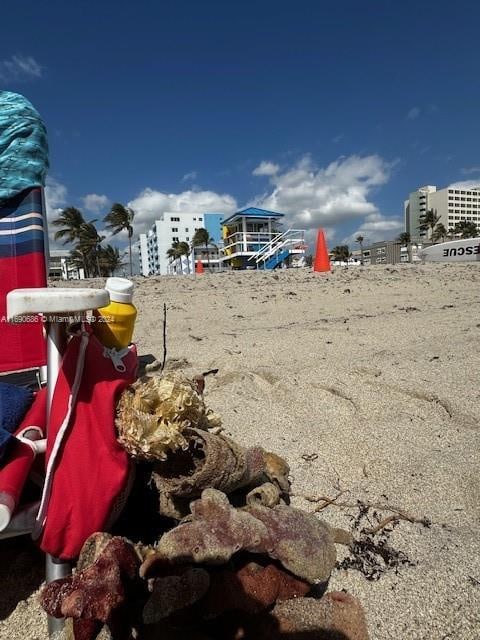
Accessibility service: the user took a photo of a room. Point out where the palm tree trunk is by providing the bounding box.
[129,237,133,276]
[206,242,211,272]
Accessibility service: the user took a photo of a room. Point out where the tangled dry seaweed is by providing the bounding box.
[116,373,221,461]
[40,371,373,640]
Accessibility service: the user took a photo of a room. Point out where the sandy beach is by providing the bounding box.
[1,263,479,640]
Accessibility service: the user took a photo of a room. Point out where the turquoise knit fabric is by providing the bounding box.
[0,91,49,205]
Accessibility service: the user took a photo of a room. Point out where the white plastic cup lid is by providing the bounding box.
[105,277,134,303]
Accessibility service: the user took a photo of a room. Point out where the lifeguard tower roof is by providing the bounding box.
[222,207,284,225]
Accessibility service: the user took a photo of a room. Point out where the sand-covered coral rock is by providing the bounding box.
[245,503,337,584]
[150,489,336,585]
[155,489,270,563]
[152,429,266,519]
[116,373,221,461]
[143,567,210,624]
[263,451,290,495]
[154,489,271,564]
[246,482,281,508]
[40,537,140,622]
[264,592,370,640]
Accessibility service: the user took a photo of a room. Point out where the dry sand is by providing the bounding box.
[1,263,479,639]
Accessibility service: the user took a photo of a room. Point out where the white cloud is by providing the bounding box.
[254,154,391,232]
[0,55,42,81]
[44,176,68,250]
[332,134,344,144]
[252,161,280,176]
[460,167,480,175]
[407,106,420,120]
[344,212,404,245]
[182,171,197,182]
[449,180,480,189]
[128,188,237,235]
[82,193,109,213]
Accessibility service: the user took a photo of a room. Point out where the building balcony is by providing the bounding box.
[222,231,283,257]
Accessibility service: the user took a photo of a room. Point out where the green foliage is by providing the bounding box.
[418,208,440,237]
[331,245,350,261]
[432,223,448,242]
[397,231,411,246]
[97,245,124,276]
[104,203,135,275]
[192,228,216,271]
[453,220,478,238]
[52,207,86,244]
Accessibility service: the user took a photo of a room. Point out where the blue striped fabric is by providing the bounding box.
[0,188,45,258]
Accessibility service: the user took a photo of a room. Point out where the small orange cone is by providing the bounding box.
[313,229,330,272]
[195,260,204,274]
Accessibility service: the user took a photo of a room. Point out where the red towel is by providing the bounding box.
[36,328,137,559]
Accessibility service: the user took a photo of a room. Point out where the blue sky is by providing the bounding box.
[1,0,479,253]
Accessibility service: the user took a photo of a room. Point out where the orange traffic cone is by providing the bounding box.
[313,229,330,272]
[195,260,204,274]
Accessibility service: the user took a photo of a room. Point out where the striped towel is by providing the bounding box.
[0,187,47,373]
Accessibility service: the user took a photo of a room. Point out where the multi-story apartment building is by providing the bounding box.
[404,184,480,240]
[352,240,430,265]
[138,212,223,276]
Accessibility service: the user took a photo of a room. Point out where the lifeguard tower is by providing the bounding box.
[221,207,306,269]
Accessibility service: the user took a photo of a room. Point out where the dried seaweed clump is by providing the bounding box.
[116,373,221,461]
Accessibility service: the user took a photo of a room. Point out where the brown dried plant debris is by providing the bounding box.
[151,429,266,519]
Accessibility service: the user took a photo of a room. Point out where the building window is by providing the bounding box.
[171,227,178,232]
[172,237,179,242]
[186,237,189,241]
[170,217,180,222]
[185,228,189,232]
[199,217,203,222]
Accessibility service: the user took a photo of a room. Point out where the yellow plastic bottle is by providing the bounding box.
[93,277,137,349]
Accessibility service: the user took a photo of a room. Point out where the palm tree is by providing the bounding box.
[192,228,216,272]
[397,231,412,263]
[331,245,350,263]
[453,220,478,238]
[97,245,124,276]
[76,222,105,277]
[166,242,183,274]
[177,241,192,274]
[397,231,411,245]
[418,208,440,239]
[104,203,135,276]
[432,223,448,243]
[355,235,364,264]
[52,207,86,244]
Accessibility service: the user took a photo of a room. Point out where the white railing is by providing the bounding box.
[223,231,281,255]
[249,229,306,265]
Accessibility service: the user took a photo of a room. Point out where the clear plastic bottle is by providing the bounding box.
[93,278,137,349]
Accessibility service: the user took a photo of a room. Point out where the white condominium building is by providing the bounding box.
[404,184,480,239]
[138,212,205,276]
